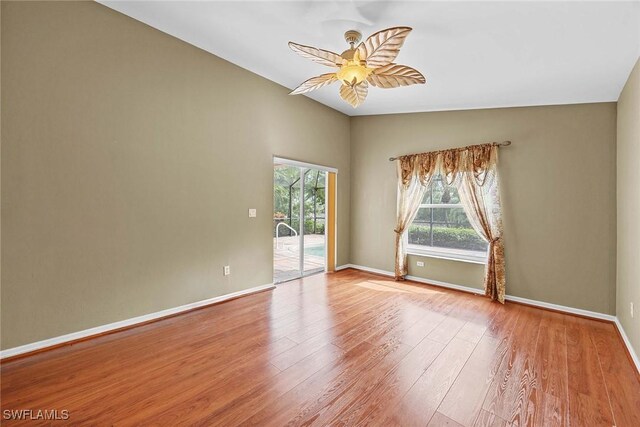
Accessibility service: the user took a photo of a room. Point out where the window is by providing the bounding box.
[407,175,488,263]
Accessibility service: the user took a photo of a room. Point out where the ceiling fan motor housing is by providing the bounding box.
[341,30,363,63]
[344,30,362,46]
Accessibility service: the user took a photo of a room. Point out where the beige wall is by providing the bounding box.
[1,1,350,349]
[0,0,627,352]
[351,103,617,314]
[617,57,640,355]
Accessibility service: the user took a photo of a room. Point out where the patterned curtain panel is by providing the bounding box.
[394,143,506,303]
[394,156,434,278]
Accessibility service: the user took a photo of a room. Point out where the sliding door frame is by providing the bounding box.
[273,156,338,279]
[326,171,337,273]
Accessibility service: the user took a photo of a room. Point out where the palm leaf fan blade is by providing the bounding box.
[367,64,426,88]
[288,42,345,67]
[339,81,368,108]
[356,27,412,68]
[290,73,338,95]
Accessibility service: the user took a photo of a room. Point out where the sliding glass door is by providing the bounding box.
[273,164,302,282]
[302,169,326,276]
[273,160,327,283]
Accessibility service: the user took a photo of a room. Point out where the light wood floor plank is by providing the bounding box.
[1,269,638,426]
[566,315,615,426]
[383,337,477,426]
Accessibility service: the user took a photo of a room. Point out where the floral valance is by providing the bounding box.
[398,143,499,187]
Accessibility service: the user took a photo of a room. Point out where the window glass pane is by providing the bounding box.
[421,176,461,205]
[303,169,326,234]
[409,173,488,255]
[409,206,488,251]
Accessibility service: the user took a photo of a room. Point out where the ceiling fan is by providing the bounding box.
[288,27,426,108]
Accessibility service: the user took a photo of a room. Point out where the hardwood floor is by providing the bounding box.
[2,269,639,426]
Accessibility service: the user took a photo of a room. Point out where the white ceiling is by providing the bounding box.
[100,1,640,116]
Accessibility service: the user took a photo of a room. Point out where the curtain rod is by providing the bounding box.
[388,140,512,162]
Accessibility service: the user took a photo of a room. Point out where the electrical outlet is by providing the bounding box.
[416,261,425,267]
[631,302,634,318]
[248,208,257,218]
[223,265,230,276]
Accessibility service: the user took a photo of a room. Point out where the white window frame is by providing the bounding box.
[405,202,488,264]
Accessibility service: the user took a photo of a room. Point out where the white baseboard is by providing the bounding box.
[4,267,638,376]
[342,264,640,373]
[614,317,640,374]
[342,264,616,322]
[407,274,485,296]
[504,294,615,322]
[0,282,275,360]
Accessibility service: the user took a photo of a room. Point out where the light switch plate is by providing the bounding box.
[248,208,257,218]
[223,265,230,276]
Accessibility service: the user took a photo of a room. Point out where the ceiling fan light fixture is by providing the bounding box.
[288,27,426,108]
[336,62,371,86]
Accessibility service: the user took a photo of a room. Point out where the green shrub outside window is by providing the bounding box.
[409,176,488,253]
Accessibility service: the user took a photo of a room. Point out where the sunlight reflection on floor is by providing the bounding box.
[354,280,444,295]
